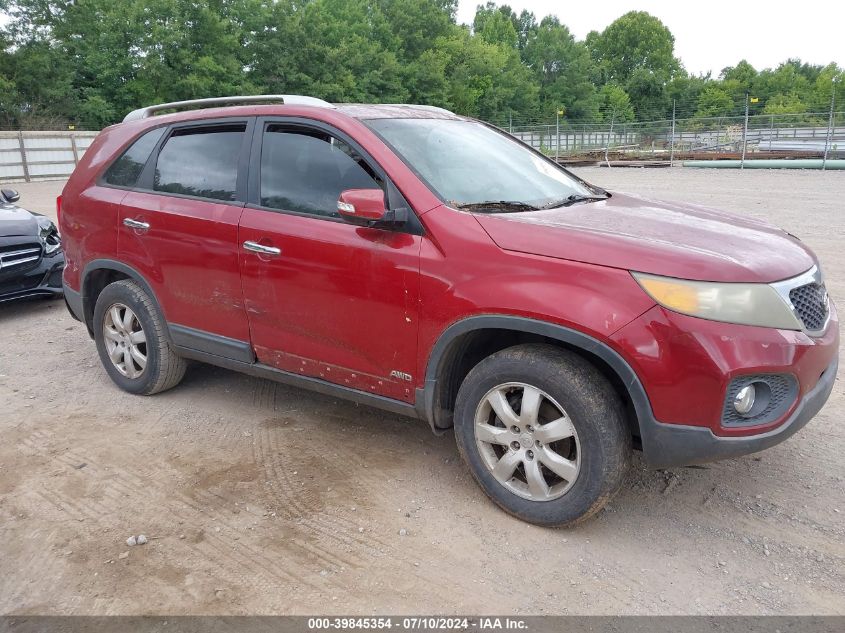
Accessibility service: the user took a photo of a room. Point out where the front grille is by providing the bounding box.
[722,374,798,427]
[0,242,42,274]
[789,282,829,332]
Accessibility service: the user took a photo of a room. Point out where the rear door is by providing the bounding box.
[117,119,254,355]
[238,118,422,402]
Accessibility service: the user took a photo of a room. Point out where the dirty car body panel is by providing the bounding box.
[59,100,839,479]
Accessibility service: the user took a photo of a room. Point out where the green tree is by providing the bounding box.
[0,40,77,126]
[666,73,709,117]
[378,0,457,61]
[694,85,734,118]
[586,11,679,120]
[586,11,679,85]
[597,84,634,123]
[0,0,842,129]
[284,0,407,102]
[763,93,808,115]
[433,28,537,120]
[625,67,670,120]
[473,3,518,50]
[752,60,812,105]
[522,16,598,120]
[806,63,845,112]
[721,60,756,88]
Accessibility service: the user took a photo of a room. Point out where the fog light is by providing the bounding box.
[734,384,756,416]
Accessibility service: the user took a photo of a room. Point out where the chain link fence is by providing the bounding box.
[2,109,844,182]
[490,111,845,165]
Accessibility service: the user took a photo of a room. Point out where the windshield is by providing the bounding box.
[366,118,595,211]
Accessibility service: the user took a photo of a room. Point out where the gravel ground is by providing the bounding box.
[1,168,843,615]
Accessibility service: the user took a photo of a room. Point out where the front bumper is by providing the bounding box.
[638,355,837,467]
[611,302,839,467]
[0,252,65,303]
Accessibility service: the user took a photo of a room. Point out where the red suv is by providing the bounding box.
[60,96,839,526]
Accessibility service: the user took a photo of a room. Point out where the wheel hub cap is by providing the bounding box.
[519,433,534,449]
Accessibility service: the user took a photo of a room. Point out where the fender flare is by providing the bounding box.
[80,259,168,338]
[418,314,655,438]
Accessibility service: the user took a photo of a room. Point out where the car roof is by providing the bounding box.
[113,102,466,132]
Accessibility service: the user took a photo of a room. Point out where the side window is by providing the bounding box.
[260,125,382,217]
[153,124,245,201]
[103,128,166,187]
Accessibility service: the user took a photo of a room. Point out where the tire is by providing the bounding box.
[93,279,187,395]
[453,343,631,527]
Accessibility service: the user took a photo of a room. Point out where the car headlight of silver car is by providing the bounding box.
[632,272,802,330]
[37,216,62,255]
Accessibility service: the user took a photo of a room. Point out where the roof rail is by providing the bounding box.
[123,95,334,122]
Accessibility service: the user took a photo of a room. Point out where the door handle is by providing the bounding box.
[123,218,150,231]
[243,241,281,256]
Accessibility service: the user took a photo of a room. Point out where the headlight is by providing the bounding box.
[37,216,62,255]
[632,272,802,330]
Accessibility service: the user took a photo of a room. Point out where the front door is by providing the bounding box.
[238,120,422,402]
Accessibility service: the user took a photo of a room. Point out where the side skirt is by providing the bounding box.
[173,345,421,421]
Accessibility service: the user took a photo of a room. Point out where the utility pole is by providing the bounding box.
[741,92,749,169]
[823,77,838,171]
[670,99,676,167]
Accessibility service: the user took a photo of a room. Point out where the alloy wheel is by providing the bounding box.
[474,382,580,501]
[102,303,147,379]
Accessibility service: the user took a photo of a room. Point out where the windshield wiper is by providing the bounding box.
[539,193,610,210]
[454,200,540,213]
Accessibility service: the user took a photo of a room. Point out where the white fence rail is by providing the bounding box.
[0,131,99,182]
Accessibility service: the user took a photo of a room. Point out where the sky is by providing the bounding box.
[456,0,845,77]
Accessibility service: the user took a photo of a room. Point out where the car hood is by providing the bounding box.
[0,203,38,237]
[474,192,816,283]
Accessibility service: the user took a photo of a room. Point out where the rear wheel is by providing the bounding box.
[93,279,186,395]
[453,344,631,527]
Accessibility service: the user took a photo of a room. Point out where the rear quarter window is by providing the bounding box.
[102,128,166,187]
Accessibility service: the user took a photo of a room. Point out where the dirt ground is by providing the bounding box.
[1,168,843,615]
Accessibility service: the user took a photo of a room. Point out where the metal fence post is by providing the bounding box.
[770,114,775,145]
[604,114,615,168]
[70,135,80,164]
[555,110,560,163]
[17,131,30,183]
[670,99,676,166]
[822,77,837,170]
[741,93,749,169]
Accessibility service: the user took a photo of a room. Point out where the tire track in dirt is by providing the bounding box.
[0,525,69,613]
[10,416,357,597]
[253,425,388,569]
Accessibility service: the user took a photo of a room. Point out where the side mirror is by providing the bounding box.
[337,189,387,225]
[1,189,20,203]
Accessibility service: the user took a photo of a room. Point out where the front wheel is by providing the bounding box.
[453,344,631,527]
